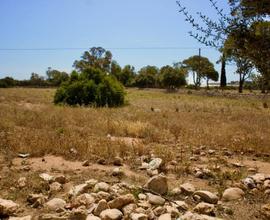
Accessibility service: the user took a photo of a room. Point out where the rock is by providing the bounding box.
[158,213,171,220]
[17,177,27,188]
[145,175,168,195]
[37,213,68,220]
[130,213,148,220]
[99,209,123,220]
[261,203,270,220]
[222,187,244,201]
[193,191,219,204]
[148,158,163,170]
[50,182,62,193]
[69,183,89,197]
[86,179,98,187]
[165,205,180,218]
[97,158,106,165]
[45,198,66,211]
[9,216,32,220]
[175,201,189,211]
[72,193,95,208]
[263,180,270,189]
[122,203,137,216]
[194,202,215,215]
[181,211,223,220]
[70,206,88,219]
[54,175,67,184]
[82,160,90,166]
[96,191,111,201]
[94,199,109,216]
[0,198,19,216]
[112,168,124,177]
[147,169,159,177]
[154,206,166,216]
[27,193,47,208]
[148,193,165,205]
[70,148,78,155]
[250,173,266,184]
[86,215,101,220]
[39,173,54,183]
[94,182,110,192]
[108,194,135,209]
[180,183,195,195]
[138,193,147,200]
[18,153,30,158]
[242,177,256,189]
[113,157,123,166]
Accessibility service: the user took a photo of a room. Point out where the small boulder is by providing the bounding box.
[100,209,123,220]
[94,182,110,192]
[108,194,135,209]
[180,183,195,195]
[113,157,123,166]
[158,213,171,220]
[86,215,101,220]
[45,198,66,211]
[193,202,215,215]
[0,198,19,216]
[130,213,148,220]
[145,175,168,195]
[17,177,27,188]
[193,191,219,204]
[39,173,54,183]
[69,183,89,197]
[94,199,109,216]
[148,158,163,170]
[148,193,165,206]
[222,187,245,202]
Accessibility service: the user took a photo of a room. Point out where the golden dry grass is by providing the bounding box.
[0,88,269,163]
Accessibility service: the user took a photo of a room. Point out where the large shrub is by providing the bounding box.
[54,67,125,107]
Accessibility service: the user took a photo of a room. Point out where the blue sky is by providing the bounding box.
[0,0,237,82]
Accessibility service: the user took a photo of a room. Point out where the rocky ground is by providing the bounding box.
[0,144,270,220]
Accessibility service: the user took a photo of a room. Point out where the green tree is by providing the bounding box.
[0,77,16,88]
[135,66,159,88]
[159,65,187,90]
[46,67,69,86]
[119,65,136,87]
[111,61,122,80]
[183,56,218,88]
[73,47,112,73]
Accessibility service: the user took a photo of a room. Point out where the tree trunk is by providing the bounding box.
[239,80,244,93]
[220,54,227,88]
[206,78,209,89]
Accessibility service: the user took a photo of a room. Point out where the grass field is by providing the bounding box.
[0,88,269,163]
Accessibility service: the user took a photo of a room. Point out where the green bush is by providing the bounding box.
[54,68,125,107]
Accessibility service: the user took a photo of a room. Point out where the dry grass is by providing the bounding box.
[0,88,269,164]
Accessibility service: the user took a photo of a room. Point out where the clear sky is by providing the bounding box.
[0,0,237,82]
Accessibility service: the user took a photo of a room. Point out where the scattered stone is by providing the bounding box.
[113,157,123,166]
[122,203,137,216]
[39,173,54,183]
[148,158,163,170]
[94,199,109,216]
[97,158,106,165]
[242,177,256,189]
[180,183,195,195]
[17,177,27,188]
[175,201,189,211]
[82,160,90,166]
[138,193,147,200]
[99,209,123,220]
[45,198,66,211]
[70,148,78,155]
[69,183,89,197]
[108,194,135,209]
[0,198,19,216]
[261,203,270,219]
[148,193,165,206]
[193,191,219,204]
[130,213,148,220]
[222,187,245,201]
[18,153,30,158]
[54,175,67,184]
[9,216,32,220]
[112,167,124,177]
[94,182,110,192]
[181,211,223,220]
[250,173,266,184]
[86,215,101,220]
[193,202,215,215]
[158,213,172,220]
[27,193,47,208]
[145,175,168,195]
[154,206,166,216]
[50,182,62,193]
[72,193,95,208]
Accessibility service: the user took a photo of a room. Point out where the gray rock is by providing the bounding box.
[145,175,168,195]
[94,199,109,216]
[45,198,66,211]
[148,193,165,205]
[99,209,123,220]
[222,188,244,202]
[180,183,195,195]
[148,158,163,170]
[193,191,219,204]
[0,198,19,216]
[130,213,148,220]
[193,202,215,215]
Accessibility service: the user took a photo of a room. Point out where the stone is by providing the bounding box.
[17,177,27,188]
[138,193,147,200]
[263,180,270,189]
[165,205,180,217]
[99,209,123,220]
[181,211,223,220]
[122,203,137,216]
[45,198,66,211]
[222,187,245,202]
[180,183,195,195]
[94,199,109,216]
[86,215,101,220]
[148,158,163,170]
[154,206,166,216]
[69,183,89,197]
[158,213,172,220]
[94,182,110,192]
[39,173,54,183]
[193,191,219,204]
[112,168,124,176]
[82,160,90,166]
[27,193,47,208]
[9,216,32,220]
[54,175,67,184]
[193,202,215,215]
[250,173,266,184]
[175,201,189,211]
[145,175,168,195]
[72,193,95,208]
[130,213,148,220]
[148,193,165,205]
[0,198,19,216]
[50,182,62,192]
[242,177,256,189]
[261,203,270,220]
[113,157,123,166]
[108,194,135,209]
[86,179,98,187]
[96,191,111,201]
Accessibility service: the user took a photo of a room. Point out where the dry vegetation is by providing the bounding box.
[0,88,269,162]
